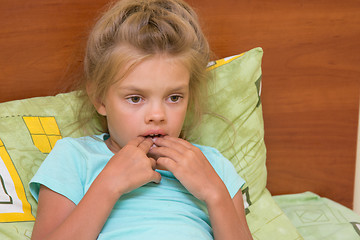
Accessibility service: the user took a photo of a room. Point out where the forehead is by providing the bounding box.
[115,55,190,90]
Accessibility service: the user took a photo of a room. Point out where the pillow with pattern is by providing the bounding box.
[0,47,302,239]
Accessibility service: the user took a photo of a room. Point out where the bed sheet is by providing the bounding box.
[274,192,360,240]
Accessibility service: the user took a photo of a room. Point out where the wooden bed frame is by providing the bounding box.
[1,0,359,209]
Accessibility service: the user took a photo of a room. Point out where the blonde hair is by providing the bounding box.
[79,0,210,138]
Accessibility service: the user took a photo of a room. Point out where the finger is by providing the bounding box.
[150,146,183,162]
[149,157,157,170]
[173,137,194,149]
[151,171,162,184]
[153,135,182,148]
[166,135,193,148]
[156,157,177,174]
[154,136,192,153]
[137,138,153,152]
[127,136,145,146]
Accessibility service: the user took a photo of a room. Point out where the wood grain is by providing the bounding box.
[0,0,359,208]
[0,0,109,102]
[191,0,360,208]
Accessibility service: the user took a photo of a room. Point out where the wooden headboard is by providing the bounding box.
[1,0,359,209]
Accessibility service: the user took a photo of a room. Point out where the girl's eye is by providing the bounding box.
[168,95,182,103]
[126,96,142,104]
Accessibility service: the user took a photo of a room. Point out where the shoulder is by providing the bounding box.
[29,134,108,203]
[191,143,226,162]
[192,143,222,156]
[55,134,104,146]
[191,143,230,172]
[39,135,102,168]
[42,134,108,168]
[53,134,106,153]
[191,143,246,195]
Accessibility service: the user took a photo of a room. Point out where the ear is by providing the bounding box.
[86,83,107,116]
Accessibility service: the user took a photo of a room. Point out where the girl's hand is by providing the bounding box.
[149,136,227,203]
[150,137,253,239]
[101,137,161,197]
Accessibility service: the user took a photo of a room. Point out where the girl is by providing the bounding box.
[29,0,253,239]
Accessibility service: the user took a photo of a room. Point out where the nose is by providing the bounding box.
[145,102,166,124]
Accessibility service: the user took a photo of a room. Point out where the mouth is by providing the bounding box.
[145,134,164,139]
[143,133,165,150]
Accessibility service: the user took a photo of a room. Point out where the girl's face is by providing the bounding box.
[96,55,190,152]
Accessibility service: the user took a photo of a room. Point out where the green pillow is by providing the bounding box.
[0,92,90,239]
[188,48,302,239]
[188,47,266,203]
[0,47,302,239]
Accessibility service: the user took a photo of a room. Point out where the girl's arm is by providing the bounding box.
[31,176,119,240]
[31,137,160,240]
[150,136,253,240]
[206,188,253,240]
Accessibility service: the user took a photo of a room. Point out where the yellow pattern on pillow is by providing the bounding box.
[0,139,35,222]
[207,53,245,71]
[23,117,62,153]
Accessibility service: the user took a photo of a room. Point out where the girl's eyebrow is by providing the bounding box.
[169,84,189,92]
[120,86,143,93]
[120,84,189,93]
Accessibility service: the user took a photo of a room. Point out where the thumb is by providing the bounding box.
[152,171,162,184]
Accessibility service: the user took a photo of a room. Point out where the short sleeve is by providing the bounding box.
[195,144,245,198]
[218,151,246,198]
[29,138,86,205]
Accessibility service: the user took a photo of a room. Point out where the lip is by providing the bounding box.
[141,129,167,138]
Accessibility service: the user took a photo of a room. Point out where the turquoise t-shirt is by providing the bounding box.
[30,134,245,239]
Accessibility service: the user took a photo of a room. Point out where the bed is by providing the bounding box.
[0,0,359,239]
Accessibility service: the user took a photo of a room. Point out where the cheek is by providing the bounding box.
[114,112,139,128]
[107,108,136,131]
[172,107,188,128]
